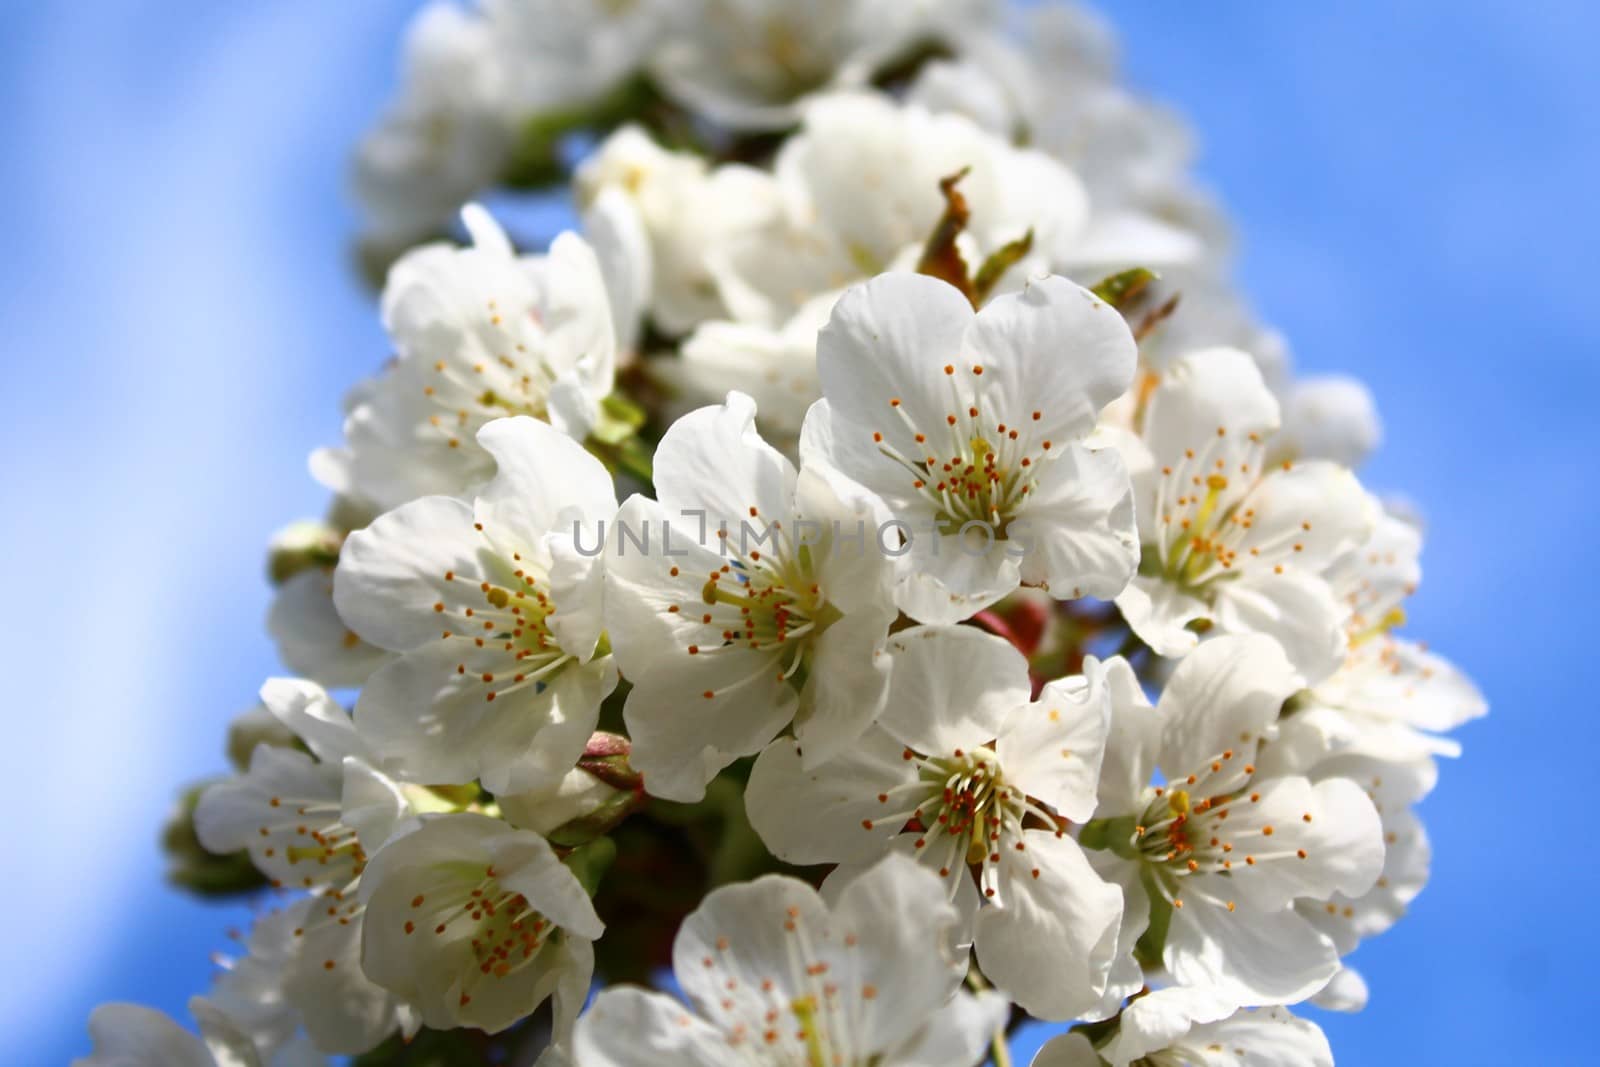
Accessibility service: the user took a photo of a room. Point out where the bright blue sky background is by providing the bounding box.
[2,3,1593,1063]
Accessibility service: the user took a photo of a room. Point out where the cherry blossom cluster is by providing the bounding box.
[78,3,1484,1065]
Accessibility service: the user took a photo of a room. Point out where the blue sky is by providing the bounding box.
[2,2,1594,1063]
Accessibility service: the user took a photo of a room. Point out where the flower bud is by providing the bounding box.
[496,732,644,846]
[160,783,268,897]
[223,702,298,771]
[265,519,342,586]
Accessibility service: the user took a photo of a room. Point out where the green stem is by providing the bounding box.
[990,1029,1013,1067]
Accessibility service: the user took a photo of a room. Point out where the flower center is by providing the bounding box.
[436,550,574,704]
[677,540,839,688]
[872,364,1054,538]
[1151,431,1261,588]
[404,865,555,1005]
[863,745,1064,903]
[416,299,557,451]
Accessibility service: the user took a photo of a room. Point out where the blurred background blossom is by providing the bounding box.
[2,1,1595,1062]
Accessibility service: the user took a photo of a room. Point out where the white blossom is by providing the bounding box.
[1084,636,1385,1007]
[193,678,417,1054]
[335,416,618,795]
[571,855,1003,1066]
[1114,347,1374,681]
[314,205,621,512]
[803,271,1139,623]
[748,625,1123,1020]
[358,812,602,1035]
[605,391,897,801]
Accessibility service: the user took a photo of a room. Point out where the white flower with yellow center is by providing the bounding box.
[1114,347,1374,682]
[193,678,417,1055]
[1081,635,1385,1007]
[334,416,618,795]
[1035,987,1332,1067]
[802,271,1139,625]
[359,812,602,1037]
[605,391,897,801]
[314,204,620,512]
[571,854,1004,1067]
[1298,502,1487,764]
[747,625,1123,1020]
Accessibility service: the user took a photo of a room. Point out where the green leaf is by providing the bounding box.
[1090,267,1158,310]
[972,229,1034,304]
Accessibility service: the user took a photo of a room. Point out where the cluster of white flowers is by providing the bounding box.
[79,3,1485,1065]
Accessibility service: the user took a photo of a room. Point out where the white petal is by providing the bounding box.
[286,910,399,1055]
[831,854,967,1052]
[340,758,410,855]
[1096,656,1161,815]
[1211,568,1348,686]
[746,732,920,865]
[75,1004,217,1067]
[1141,348,1279,471]
[353,643,609,793]
[1320,637,1487,736]
[879,625,1031,755]
[583,187,652,358]
[962,274,1136,445]
[885,988,1009,1067]
[188,998,262,1067]
[473,415,618,553]
[496,832,605,941]
[1114,575,1206,660]
[651,391,798,529]
[1279,374,1381,468]
[267,569,390,690]
[1219,776,1385,912]
[1228,461,1373,572]
[546,530,609,663]
[1311,965,1370,1013]
[894,532,1021,626]
[797,460,898,618]
[193,746,344,886]
[259,677,365,765]
[671,873,828,1037]
[1015,443,1138,600]
[1030,1032,1103,1067]
[334,495,484,652]
[539,232,617,417]
[1175,1004,1333,1066]
[622,648,795,802]
[995,661,1111,822]
[1156,634,1299,776]
[814,272,977,476]
[1103,984,1240,1066]
[973,830,1123,1020]
[794,608,895,768]
[1163,901,1338,1006]
[573,987,744,1067]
